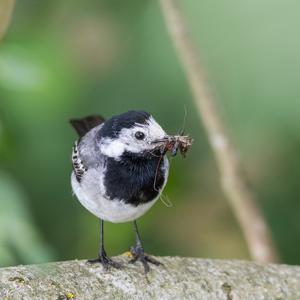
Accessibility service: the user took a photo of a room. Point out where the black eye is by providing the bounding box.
[135,131,145,140]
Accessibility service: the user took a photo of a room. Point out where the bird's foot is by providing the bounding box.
[87,252,122,270]
[129,245,162,273]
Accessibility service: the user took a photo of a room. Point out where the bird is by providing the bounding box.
[70,110,176,273]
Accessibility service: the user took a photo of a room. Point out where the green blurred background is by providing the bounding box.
[0,0,299,267]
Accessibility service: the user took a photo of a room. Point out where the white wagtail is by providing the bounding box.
[70,110,192,273]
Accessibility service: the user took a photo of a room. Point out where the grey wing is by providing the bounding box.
[72,124,105,183]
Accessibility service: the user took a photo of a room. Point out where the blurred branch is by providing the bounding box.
[159,0,279,263]
[0,0,15,42]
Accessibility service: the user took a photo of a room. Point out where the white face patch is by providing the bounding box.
[100,138,125,158]
[99,116,167,159]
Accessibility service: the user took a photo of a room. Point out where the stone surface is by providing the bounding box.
[0,255,300,299]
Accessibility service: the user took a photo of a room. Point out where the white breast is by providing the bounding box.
[71,157,169,223]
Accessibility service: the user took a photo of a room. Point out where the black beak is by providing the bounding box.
[151,136,169,145]
[150,137,169,155]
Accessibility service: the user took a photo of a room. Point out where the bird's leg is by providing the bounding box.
[129,220,161,273]
[88,219,121,269]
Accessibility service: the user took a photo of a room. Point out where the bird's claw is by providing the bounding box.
[129,245,162,273]
[87,252,122,270]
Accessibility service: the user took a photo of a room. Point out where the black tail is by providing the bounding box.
[70,115,105,137]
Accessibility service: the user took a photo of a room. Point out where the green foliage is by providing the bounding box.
[0,0,299,265]
[0,171,53,266]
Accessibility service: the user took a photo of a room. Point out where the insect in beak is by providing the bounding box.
[152,135,193,157]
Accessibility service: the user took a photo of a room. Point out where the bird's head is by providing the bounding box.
[98,110,168,159]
